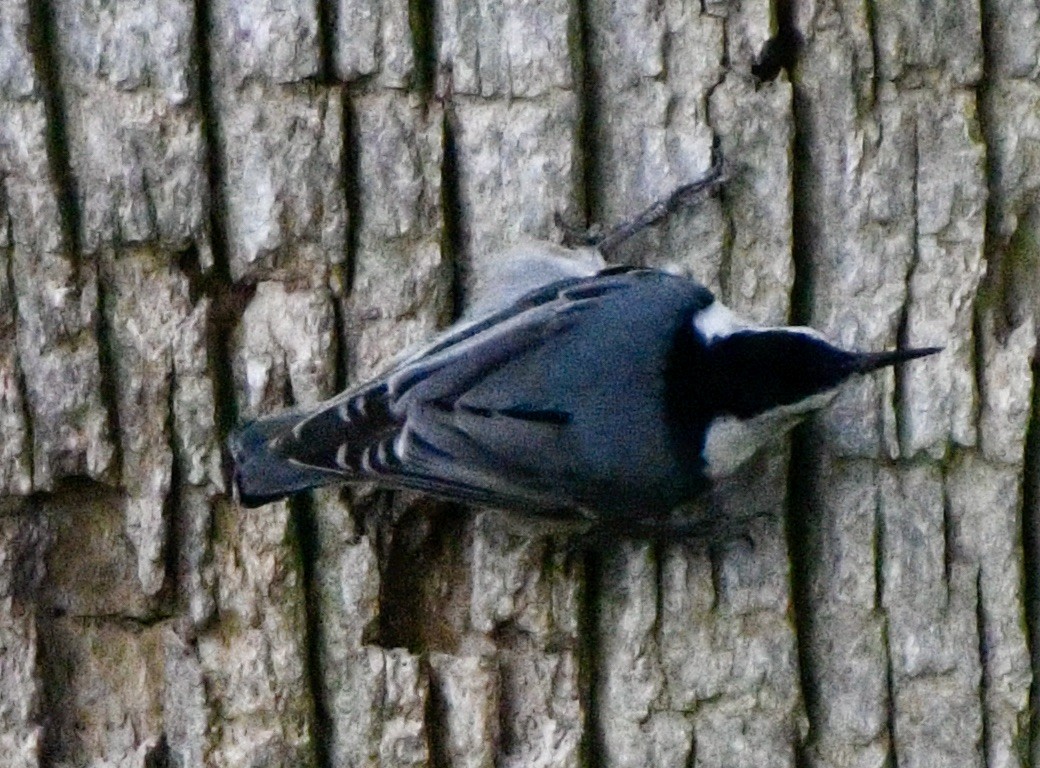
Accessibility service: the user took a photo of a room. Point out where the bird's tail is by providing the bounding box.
[229,409,342,508]
[851,346,943,374]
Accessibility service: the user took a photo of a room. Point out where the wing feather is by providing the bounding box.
[267,268,669,512]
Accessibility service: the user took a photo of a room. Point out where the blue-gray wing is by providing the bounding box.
[268,267,714,515]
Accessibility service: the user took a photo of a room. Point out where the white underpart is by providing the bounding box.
[702,391,837,478]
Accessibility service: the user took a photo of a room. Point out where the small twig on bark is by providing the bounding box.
[558,154,728,257]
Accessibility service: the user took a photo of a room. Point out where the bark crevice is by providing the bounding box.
[1021,360,1040,763]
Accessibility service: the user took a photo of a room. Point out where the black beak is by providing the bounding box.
[850,346,943,375]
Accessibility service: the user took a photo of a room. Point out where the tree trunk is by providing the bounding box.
[0,0,1035,766]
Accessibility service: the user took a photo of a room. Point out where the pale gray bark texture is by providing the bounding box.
[0,0,1036,767]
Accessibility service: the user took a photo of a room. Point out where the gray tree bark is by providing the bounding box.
[0,0,1035,767]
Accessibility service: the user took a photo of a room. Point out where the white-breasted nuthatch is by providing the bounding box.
[230,164,942,529]
[230,255,940,520]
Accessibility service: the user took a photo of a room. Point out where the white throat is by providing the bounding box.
[701,391,837,479]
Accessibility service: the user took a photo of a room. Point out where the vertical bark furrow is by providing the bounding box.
[976,2,1040,760]
[0,202,32,496]
[24,0,81,265]
[200,1,343,764]
[1022,370,1040,765]
[0,513,44,768]
[4,0,113,489]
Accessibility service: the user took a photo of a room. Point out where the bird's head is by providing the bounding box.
[684,301,942,478]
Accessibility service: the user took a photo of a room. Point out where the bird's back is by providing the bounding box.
[440,269,715,515]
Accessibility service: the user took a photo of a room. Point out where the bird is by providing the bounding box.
[229,248,941,530]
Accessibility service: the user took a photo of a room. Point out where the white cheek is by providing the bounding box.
[692,301,748,341]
